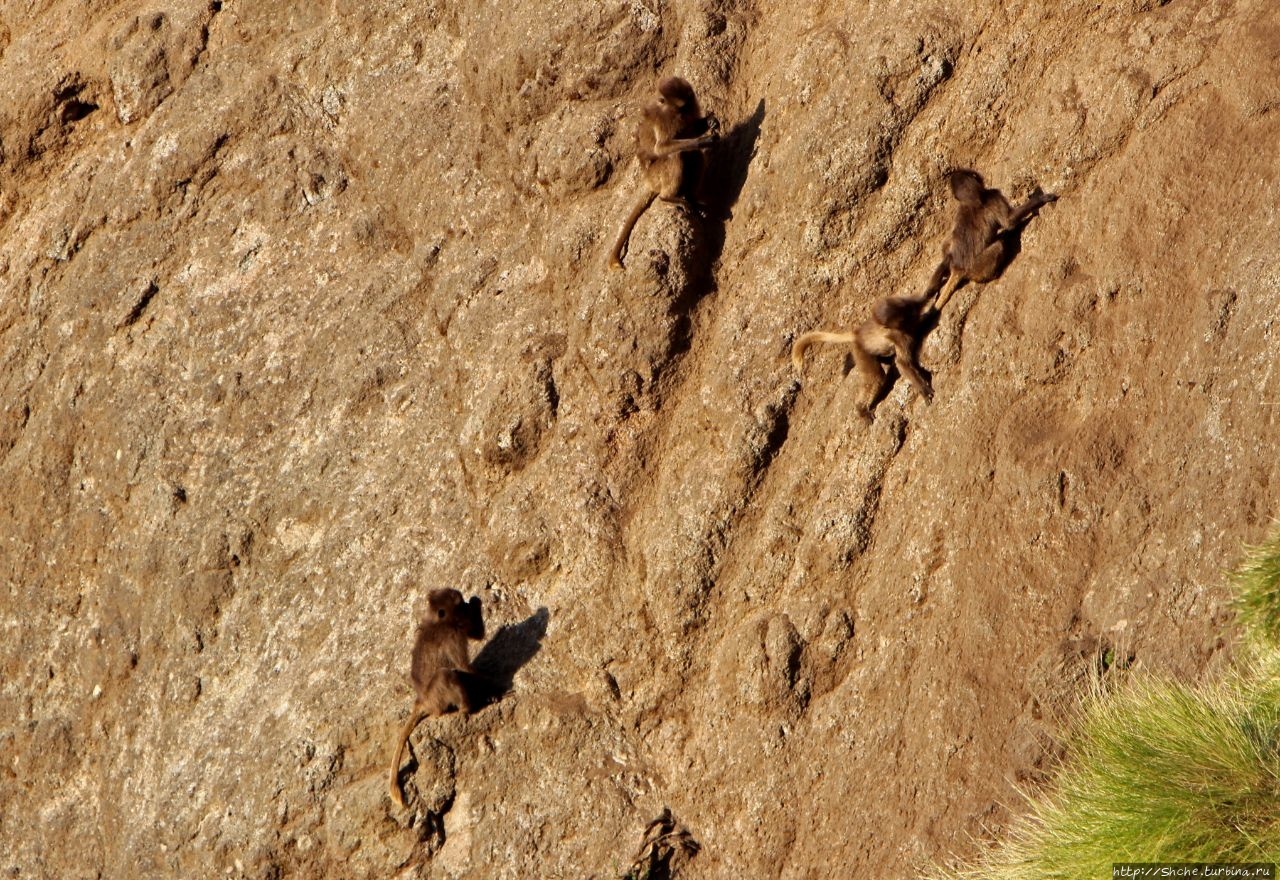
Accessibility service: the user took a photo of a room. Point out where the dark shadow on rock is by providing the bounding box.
[703,97,765,222]
[470,606,549,706]
[994,224,1027,276]
[666,98,766,356]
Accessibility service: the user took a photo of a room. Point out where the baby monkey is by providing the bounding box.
[608,76,721,269]
[927,168,1058,310]
[388,588,485,808]
[792,286,937,421]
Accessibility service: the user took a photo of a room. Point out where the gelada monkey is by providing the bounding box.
[608,76,721,269]
[927,168,1058,310]
[792,285,937,421]
[388,588,485,808]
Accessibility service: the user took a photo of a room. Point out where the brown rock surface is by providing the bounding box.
[2,0,1278,877]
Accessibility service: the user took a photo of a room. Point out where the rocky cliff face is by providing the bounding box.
[3,0,1278,877]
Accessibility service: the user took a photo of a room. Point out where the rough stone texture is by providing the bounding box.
[2,0,1278,877]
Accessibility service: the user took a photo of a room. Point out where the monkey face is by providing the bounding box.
[424,588,484,638]
[657,76,695,110]
[949,169,985,204]
[427,587,464,619]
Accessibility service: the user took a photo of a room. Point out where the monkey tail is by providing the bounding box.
[791,331,857,372]
[609,191,658,269]
[389,709,426,808]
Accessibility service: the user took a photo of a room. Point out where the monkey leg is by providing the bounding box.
[938,239,1006,309]
[661,188,714,220]
[678,149,712,215]
[609,190,658,269]
[967,240,1009,284]
[885,329,933,402]
[923,258,951,300]
[658,193,699,216]
[655,153,705,216]
[850,333,889,418]
[933,271,965,311]
[430,668,475,714]
[389,707,427,807]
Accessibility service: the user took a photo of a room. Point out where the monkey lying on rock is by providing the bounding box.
[926,169,1058,310]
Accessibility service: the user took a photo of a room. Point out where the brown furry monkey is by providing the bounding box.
[388,588,485,808]
[792,286,937,421]
[608,76,721,269]
[927,169,1058,310]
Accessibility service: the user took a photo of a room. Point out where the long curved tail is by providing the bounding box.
[609,191,658,269]
[791,331,857,372]
[389,709,425,808]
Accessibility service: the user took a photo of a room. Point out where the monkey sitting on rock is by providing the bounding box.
[608,76,721,270]
[388,588,486,808]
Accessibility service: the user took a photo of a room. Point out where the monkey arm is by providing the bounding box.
[887,334,933,402]
[1006,189,1058,228]
[933,273,964,312]
[923,259,951,300]
[650,114,721,158]
[647,132,719,158]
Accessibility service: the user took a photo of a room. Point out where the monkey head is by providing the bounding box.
[948,169,986,205]
[657,76,698,113]
[426,588,485,640]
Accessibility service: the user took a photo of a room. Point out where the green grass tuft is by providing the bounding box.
[929,654,1280,879]
[928,530,1280,878]
[1233,525,1280,647]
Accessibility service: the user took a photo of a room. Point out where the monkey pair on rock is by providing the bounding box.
[388,587,486,808]
[793,169,1058,420]
[609,76,721,270]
